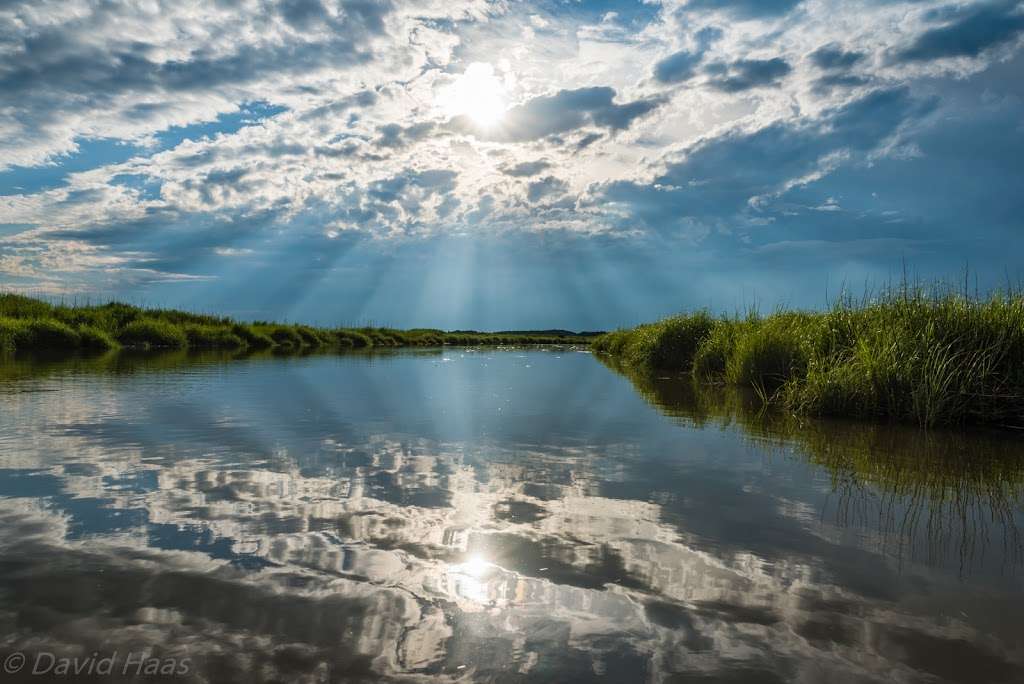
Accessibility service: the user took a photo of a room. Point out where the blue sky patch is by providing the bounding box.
[0,138,144,196]
[154,101,288,150]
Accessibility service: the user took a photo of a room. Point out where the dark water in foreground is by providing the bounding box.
[1,349,1023,683]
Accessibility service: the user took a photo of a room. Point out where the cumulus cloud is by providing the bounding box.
[682,0,802,20]
[894,0,1024,63]
[453,86,665,142]
[502,160,552,177]
[706,58,793,92]
[376,122,437,149]
[809,44,866,71]
[652,27,723,84]
[600,87,925,229]
[0,0,482,169]
[654,50,706,84]
[526,176,569,202]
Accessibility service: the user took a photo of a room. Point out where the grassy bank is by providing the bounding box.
[593,287,1024,428]
[0,294,595,356]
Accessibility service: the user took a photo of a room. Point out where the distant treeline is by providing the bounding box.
[0,294,596,355]
[592,285,1024,428]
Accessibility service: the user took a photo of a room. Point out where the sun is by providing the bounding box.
[443,62,507,128]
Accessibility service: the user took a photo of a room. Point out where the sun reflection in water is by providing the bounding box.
[450,553,494,605]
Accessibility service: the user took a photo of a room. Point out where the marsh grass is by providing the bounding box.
[229,324,274,350]
[77,325,118,351]
[0,293,594,357]
[335,330,373,348]
[258,325,305,350]
[118,319,188,350]
[594,285,1024,428]
[183,324,245,350]
[592,312,716,372]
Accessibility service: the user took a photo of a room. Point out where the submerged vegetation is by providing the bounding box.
[0,293,594,356]
[594,285,1024,428]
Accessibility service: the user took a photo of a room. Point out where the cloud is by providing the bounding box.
[278,0,331,29]
[376,122,437,149]
[527,176,568,202]
[654,50,706,84]
[574,132,603,151]
[706,58,792,92]
[895,0,1024,63]
[455,87,664,142]
[367,168,458,203]
[599,87,923,229]
[502,160,552,177]
[812,73,871,94]
[0,0,469,169]
[809,44,866,71]
[682,0,802,20]
[299,90,379,122]
[653,26,724,84]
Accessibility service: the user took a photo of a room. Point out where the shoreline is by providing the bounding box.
[0,294,598,355]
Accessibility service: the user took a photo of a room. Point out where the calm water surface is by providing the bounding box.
[1,349,1023,683]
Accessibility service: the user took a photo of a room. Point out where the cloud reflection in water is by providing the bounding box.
[0,349,1022,682]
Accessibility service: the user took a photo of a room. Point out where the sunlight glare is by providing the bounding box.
[443,62,507,128]
[449,553,493,604]
[462,553,489,578]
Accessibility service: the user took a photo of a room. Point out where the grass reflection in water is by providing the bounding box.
[600,355,1024,576]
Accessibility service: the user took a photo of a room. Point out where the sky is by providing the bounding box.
[1,0,1023,330]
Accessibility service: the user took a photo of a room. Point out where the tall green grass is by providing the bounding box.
[593,286,1024,427]
[0,293,595,357]
[118,319,188,350]
[591,312,715,372]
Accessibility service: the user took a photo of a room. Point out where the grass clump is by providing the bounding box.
[77,325,118,352]
[118,319,188,350]
[334,330,372,348]
[23,319,81,350]
[0,294,53,319]
[590,330,628,357]
[692,321,739,381]
[230,324,274,350]
[259,325,304,350]
[594,312,720,374]
[724,313,815,396]
[0,317,28,354]
[295,325,334,348]
[183,324,245,350]
[357,328,403,347]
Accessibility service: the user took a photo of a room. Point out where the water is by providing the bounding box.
[0,349,1022,683]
